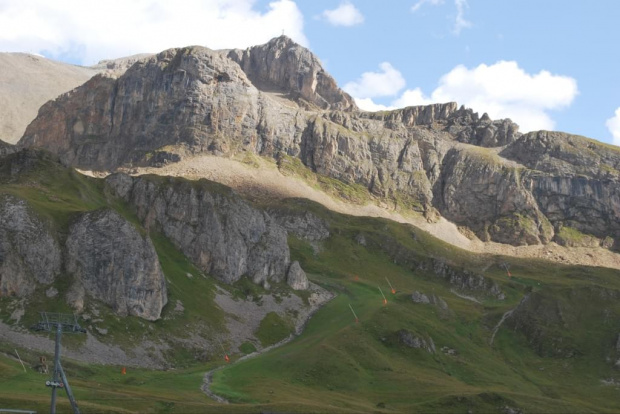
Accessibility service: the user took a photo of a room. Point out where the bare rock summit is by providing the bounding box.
[228,35,357,111]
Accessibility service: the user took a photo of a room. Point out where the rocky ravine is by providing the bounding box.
[18,36,620,251]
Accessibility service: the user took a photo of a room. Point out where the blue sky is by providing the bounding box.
[293,0,620,144]
[1,0,619,145]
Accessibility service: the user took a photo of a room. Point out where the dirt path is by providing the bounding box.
[200,289,335,403]
[201,332,294,404]
[489,294,529,346]
[106,154,620,271]
[449,289,482,304]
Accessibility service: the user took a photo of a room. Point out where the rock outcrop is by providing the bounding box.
[411,291,431,304]
[92,53,154,75]
[286,261,308,290]
[447,105,520,147]
[430,260,505,300]
[397,329,435,353]
[500,131,620,246]
[228,36,356,111]
[411,291,448,309]
[268,207,330,242]
[433,147,554,245]
[19,46,262,169]
[0,141,16,157]
[65,209,167,320]
[105,173,295,286]
[17,36,620,249]
[0,195,61,296]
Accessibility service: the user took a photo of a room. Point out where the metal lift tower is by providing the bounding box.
[31,312,86,414]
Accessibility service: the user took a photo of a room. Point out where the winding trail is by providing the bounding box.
[201,294,334,403]
[490,294,529,346]
[449,289,482,304]
[201,332,295,404]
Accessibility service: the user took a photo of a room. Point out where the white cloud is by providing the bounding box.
[453,0,472,35]
[392,88,434,107]
[356,87,433,112]
[0,0,307,65]
[607,108,620,146]
[322,1,364,26]
[411,0,471,35]
[411,0,444,13]
[426,61,578,131]
[353,98,394,112]
[351,60,578,131]
[343,62,406,99]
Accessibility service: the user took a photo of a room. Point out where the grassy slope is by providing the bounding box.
[210,200,620,413]
[1,152,619,413]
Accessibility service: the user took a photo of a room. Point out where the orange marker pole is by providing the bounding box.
[385,276,396,294]
[379,287,388,305]
[348,303,359,323]
[121,367,126,375]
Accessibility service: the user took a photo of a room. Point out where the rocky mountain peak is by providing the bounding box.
[446,105,521,147]
[228,36,357,111]
[265,34,297,48]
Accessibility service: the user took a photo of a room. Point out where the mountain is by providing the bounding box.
[0,53,98,144]
[17,36,620,254]
[0,52,154,145]
[2,36,620,413]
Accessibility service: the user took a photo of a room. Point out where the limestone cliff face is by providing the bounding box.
[228,36,356,111]
[500,131,620,246]
[19,47,263,169]
[65,209,167,320]
[17,37,620,249]
[0,150,168,319]
[434,147,553,245]
[105,173,295,286]
[0,195,61,296]
[267,207,330,242]
[445,106,520,147]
